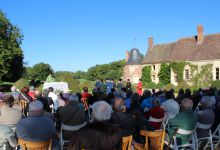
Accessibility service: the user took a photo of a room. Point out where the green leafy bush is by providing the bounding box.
[14,78,30,90]
[156,82,165,89]
[164,83,175,91]
[142,66,151,86]
[211,80,220,89]
[177,81,190,90]
[55,72,80,93]
[158,63,170,85]
[145,82,157,89]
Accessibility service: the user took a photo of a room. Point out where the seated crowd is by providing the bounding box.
[0,80,220,150]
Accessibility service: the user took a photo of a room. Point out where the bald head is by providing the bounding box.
[181,98,193,111]
[113,97,125,112]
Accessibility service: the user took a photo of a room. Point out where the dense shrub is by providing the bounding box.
[211,80,220,89]
[158,63,170,85]
[144,82,157,89]
[142,66,151,86]
[14,78,30,90]
[164,83,175,91]
[177,81,190,90]
[156,82,165,89]
[55,72,80,93]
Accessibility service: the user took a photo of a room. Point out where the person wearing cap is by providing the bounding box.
[58,94,86,140]
[196,96,215,138]
[0,95,22,128]
[68,101,122,150]
[16,100,56,142]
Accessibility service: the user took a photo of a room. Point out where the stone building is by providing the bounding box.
[123,25,220,85]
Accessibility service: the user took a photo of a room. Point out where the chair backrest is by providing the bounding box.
[81,98,89,111]
[140,130,165,150]
[176,128,193,135]
[122,135,132,150]
[197,122,212,130]
[61,122,86,131]
[19,100,28,116]
[149,116,164,123]
[18,138,52,150]
[19,100,28,109]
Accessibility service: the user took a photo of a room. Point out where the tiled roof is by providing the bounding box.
[142,33,220,64]
[142,42,176,64]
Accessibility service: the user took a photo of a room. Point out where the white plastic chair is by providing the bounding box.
[195,122,213,150]
[60,122,86,150]
[205,123,220,149]
[165,128,196,150]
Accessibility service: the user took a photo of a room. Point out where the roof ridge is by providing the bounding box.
[153,42,176,47]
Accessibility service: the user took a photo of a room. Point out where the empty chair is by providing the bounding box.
[134,130,165,150]
[122,135,133,150]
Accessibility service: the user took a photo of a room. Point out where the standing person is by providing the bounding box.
[137,79,143,96]
[126,79,132,91]
[48,87,58,111]
[99,79,105,93]
[106,79,113,95]
[111,79,116,90]
[95,79,101,89]
[117,79,124,92]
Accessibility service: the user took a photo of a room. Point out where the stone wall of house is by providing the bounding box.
[123,65,142,84]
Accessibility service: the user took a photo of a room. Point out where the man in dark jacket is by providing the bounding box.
[111,97,136,136]
[58,94,86,140]
[68,101,122,150]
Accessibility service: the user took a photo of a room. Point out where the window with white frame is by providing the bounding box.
[174,75,178,82]
[153,65,156,71]
[216,68,219,80]
[153,75,156,81]
[185,69,189,80]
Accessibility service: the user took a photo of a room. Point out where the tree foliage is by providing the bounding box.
[0,10,24,82]
[141,66,151,86]
[86,60,125,80]
[28,63,54,81]
[158,63,170,85]
[73,70,86,79]
[55,71,80,92]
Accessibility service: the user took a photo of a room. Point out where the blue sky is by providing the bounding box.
[1,0,220,72]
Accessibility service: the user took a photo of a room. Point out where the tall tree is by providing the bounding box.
[0,10,24,82]
[29,63,54,81]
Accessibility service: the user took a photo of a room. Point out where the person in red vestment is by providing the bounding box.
[81,87,92,99]
[136,79,143,96]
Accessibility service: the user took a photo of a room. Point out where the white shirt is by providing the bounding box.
[161,99,180,119]
[48,92,58,111]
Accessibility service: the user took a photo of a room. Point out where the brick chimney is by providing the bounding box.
[197,25,203,43]
[148,37,154,50]
[125,51,130,62]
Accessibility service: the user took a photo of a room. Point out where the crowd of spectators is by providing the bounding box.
[0,78,219,149]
